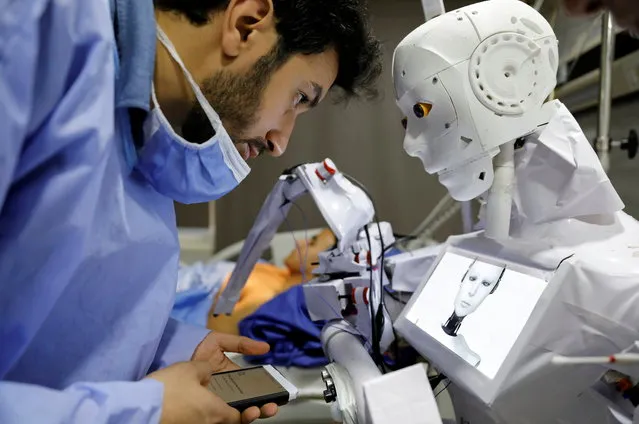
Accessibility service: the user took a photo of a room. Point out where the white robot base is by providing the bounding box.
[395,213,639,424]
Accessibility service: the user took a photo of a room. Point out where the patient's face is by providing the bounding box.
[453,261,503,317]
[284,228,336,274]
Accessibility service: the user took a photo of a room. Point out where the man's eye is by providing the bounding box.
[468,276,477,281]
[482,280,491,287]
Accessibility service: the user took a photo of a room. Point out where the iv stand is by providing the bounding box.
[595,12,615,172]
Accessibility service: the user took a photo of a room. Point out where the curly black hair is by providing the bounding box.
[154,0,382,100]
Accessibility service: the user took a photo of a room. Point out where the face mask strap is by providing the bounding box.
[155,25,222,123]
[154,25,251,180]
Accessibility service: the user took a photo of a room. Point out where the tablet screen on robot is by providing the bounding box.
[405,251,548,379]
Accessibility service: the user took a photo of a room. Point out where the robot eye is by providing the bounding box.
[482,280,491,287]
[413,102,432,118]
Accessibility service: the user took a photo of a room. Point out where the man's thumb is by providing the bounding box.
[191,360,214,385]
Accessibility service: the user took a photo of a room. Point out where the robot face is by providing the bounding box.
[454,261,504,317]
[396,73,459,175]
[397,76,495,201]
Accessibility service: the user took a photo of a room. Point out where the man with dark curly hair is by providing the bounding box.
[0,0,382,423]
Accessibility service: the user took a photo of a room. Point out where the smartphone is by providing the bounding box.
[208,365,299,411]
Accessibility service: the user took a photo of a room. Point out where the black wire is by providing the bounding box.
[375,218,387,360]
[434,380,451,398]
[383,235,417,253]
[363,224,384,369]
[343,172,387,370]
[428,373,446,389]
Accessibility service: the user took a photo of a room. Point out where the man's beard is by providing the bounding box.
[181,46,283,156]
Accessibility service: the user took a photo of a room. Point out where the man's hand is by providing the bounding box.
[148,361,238,423]
[192,332,270,372]
[147,361,272,424]
[192,332,278,421]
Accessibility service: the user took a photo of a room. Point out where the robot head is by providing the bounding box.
[453,260,505,317]
[393,0,558,201]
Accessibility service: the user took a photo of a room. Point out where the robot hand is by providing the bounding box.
[304,220,396,353]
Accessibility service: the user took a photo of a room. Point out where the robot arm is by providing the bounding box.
[212,173,307,315]
[212,159,375,316]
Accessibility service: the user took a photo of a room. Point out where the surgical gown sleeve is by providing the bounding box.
[152,317,211,370]
[0,380,163,424]
[0,1,163,423]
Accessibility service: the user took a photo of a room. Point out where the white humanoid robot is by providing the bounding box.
[392,0,639,423]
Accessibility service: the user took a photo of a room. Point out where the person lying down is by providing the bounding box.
[207,228,337,335]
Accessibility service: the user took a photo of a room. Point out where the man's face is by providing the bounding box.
[563,0,639,33]
[453,261,503,317]
[181,48,338,160]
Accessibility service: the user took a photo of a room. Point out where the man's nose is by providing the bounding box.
[563,0,603,16]
[468,283,479,297]
[266,113,295,157]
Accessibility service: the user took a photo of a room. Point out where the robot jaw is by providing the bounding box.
[437,155,496,202]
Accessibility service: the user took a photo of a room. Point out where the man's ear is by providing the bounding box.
[221,0,275,58]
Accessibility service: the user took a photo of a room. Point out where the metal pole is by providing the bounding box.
[596,12,615,172]
[461,201,473,233]
[420,0,445,21]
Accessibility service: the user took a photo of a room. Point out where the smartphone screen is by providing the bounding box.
[208,366,292,409]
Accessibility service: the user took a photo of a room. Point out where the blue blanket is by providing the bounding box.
[238,285,328,368]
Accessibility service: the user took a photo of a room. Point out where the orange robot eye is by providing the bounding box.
[413,102,432,118]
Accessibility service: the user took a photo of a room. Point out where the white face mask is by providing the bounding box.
[134,25,250,204]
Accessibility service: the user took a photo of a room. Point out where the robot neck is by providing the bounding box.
[442,312,465,336]
[482,102,560,241]
[481,100,624,243]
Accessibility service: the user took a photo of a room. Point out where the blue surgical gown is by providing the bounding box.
[0,0,210,422]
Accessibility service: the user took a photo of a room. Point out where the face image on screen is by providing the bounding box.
[405,252,548,379]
